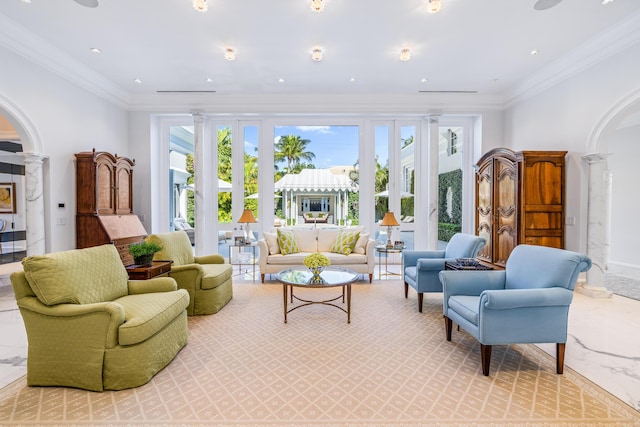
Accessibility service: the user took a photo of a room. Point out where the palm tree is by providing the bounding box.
[274,135,316,173]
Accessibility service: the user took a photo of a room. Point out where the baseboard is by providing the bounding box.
[607,261,640,280]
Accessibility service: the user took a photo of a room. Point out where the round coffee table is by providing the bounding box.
[275,266,359,323]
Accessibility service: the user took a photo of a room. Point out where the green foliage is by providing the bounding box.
[274,135,316,173]
[438,168,463,242]
[129,241,162,257]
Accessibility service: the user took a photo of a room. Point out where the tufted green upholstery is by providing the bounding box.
[11,244,189,391]
[147,231,233,315]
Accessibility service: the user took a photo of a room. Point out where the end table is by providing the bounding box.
[126,260,172,280]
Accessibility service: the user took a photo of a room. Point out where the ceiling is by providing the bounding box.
[1,0,640,105]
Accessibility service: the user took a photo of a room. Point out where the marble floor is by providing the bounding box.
[0,262,639,413]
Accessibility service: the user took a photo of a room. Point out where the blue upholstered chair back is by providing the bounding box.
[444,233,487,259]
[505,244,592,291]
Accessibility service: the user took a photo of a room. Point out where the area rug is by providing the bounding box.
[0,280,638,427]
[604,273,640,301]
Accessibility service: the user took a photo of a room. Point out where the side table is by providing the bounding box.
[375,245,405,279]
[229,242,257,282]
[126,260,172,280]
[444,261,493,271]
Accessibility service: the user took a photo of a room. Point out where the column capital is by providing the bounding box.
[582,152,611,164]
[190,111,205,123]
[428,114,441,124]
[19,151,49,162]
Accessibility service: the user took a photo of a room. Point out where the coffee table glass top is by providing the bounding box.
[276,266,358,287]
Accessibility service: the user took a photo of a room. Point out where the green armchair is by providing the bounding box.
[10,244,190,391]
[147,230,233,315]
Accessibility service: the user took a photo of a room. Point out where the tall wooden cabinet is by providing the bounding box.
[75,149,146,266]
[475,148,566,268]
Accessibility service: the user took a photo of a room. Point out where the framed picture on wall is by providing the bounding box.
[0,183,16,213]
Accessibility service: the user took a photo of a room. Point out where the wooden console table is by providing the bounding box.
[126,260,172,280]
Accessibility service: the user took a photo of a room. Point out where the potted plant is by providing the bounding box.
[129,241,163,267]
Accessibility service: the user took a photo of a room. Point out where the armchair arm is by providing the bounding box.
[416,258,447,271]
[258,240,269,271]
[17,297,125,349]
[128,277,178,295]
[195,254,225,264]
[439,270,506,296]
[403,250,445,267]
[169,264,204,292]
[480,287,574,310]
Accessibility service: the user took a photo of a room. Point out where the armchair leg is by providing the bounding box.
[445,316,452,341]
[480,344,492,376]
[417,293,424,312]
[404,281,408,298]
[556,343,565,374]
[261,274,265,283]
[369,273,373,283]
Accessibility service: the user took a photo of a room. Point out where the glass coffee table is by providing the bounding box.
[275,266,359,324]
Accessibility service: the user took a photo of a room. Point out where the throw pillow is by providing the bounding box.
[277,229,300,255]
[330,229,361,255]
[264,232,280,255]
[353,233,370,255]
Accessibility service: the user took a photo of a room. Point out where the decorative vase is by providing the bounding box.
[134,254,154,267]
[309,266,324,276]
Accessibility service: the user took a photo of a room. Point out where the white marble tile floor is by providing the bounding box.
[0,261,638,413]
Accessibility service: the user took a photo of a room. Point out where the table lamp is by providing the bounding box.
[380,212,399,249]
[238,209,257,242]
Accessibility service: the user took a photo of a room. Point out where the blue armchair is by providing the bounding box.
[439,244,592,376]
[402,233,486,312]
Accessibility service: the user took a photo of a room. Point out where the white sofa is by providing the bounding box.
[257,227,375,283]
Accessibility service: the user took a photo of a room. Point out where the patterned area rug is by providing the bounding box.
[1,280,638,426]
[604,273,640,301]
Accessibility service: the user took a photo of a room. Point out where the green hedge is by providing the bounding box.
[438,169,462,242]
[438,222,462,241]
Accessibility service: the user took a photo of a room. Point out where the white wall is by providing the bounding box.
[502,41,640,253]
[0,46,129,252]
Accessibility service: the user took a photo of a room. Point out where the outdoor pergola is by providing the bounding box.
[275,169,357,225]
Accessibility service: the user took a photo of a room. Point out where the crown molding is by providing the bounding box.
[0,12,130,108]
[503,10,640,108]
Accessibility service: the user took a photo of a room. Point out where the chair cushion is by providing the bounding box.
[330,230,360,255]
[404,266,417,282]
[448,295,480,325]
[22,244,128,306]
[115,290,189,346]
[277,229,300,255]
[147,231,195,266]
[200,264,233,290]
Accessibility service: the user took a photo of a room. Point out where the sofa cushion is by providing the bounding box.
[264,232,280,255]
[22,244,129,306]
[116,290,189,346]
[200,264,233,290]
[317,229,341,252]
[277,229,300,255]
[330,229,360,255]
[295,229,318,252]
[267,253,310,265]
[353,233,370,255]
[322,252,368,265]
[147,231,195,266]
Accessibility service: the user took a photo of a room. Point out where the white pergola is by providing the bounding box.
[275,169,357,225]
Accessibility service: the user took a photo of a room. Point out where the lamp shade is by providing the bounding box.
[380,212,399,227]
[238,209,256,224]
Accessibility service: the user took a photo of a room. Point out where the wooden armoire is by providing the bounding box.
[75,149,147,266]
[475,148,566,268]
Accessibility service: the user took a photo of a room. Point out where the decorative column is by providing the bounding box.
[427,115,440,249]
[22,152,47,255]
[577,153,613,298]
[191,112,206,255]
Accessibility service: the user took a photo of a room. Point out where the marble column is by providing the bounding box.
[191,112,205,255]
[577,153,612,298]
[427,115,440,249]
[21,152,47,256]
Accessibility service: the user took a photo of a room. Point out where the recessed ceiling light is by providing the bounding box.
[278,78,285,83]
[349,77,356,82]
[421,78,428,83]
[133,78,142,84]
[206,78,213,83]
[490,79,499,84]
[73,0,99,7]
[193,0,208,12]
[601,0,614,4]
[311,47,323,62]
[530,49,539,55]
[224,47,236,61]
[400,48,411,61]
[90,48,101,54]
[20,0,32,4]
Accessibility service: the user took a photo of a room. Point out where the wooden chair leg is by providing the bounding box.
[417,293,424,312]
[556,343,565,374]
[369,273,373,283]
[445,316,452,341]
[480,344,492,376]
[404,281,408,298]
